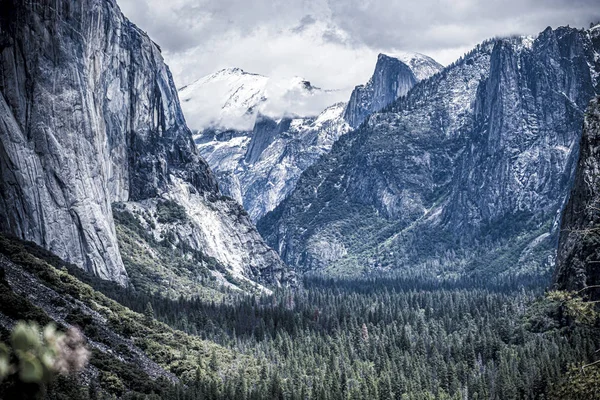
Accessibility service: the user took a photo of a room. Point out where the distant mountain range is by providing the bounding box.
[258,26,600,277]
[178,68,345,133]
[183,53,443,220]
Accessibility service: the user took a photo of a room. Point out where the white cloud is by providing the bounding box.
[259,77,350,120]
[117,0,600,95]
[178,67,351,131]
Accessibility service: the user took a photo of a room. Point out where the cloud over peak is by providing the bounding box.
[118,0,600,96]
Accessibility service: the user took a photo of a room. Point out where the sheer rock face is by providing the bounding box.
[554,96,600,295]
[198,103,351,221]
[343,54,417,128]
[259,27,600,275]
[446,28,598,232]
[195,53,441,222]
[343,53,442,128]
[0,0,289,287]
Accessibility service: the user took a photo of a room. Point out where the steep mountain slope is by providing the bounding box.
[259,26,600,277]
[199,103,351,220]
[0,0,289,289]
[0,234,264,398]
[391,52,446,81]
[343,53,442,128]
[193,53,440,221]
[554,96,600,296]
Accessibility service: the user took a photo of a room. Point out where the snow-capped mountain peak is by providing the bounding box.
[381,51,444,81]
[178,68,269,131]
[178,69,346,132]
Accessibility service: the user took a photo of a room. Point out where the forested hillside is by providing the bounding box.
[1,0,600,398]
[1,234,599,399]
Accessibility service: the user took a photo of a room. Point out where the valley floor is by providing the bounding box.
[0,235,597,399]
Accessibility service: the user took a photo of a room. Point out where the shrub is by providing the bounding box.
[100,371,125,396]
[156,200,187,224]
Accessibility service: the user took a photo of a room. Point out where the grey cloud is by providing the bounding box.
[321,27,349,45]
[292,15,317,33]
[117,0,600,93]
[120,0,317,53]
[327,0,600,52]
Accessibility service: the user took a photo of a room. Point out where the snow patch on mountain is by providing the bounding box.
[187,51,443,219]
[386,51,444,81]
[179,68,348,131]
[178,68,268,131]
[196,102,350,220]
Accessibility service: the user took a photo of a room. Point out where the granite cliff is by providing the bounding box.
[0,0,289,289]
[259,26,600,277]
[554,95,600,296]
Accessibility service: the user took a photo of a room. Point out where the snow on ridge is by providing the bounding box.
[179,68,268,131]
[506,34,537,52]
[383,51,444,81]
[178,68,348,131]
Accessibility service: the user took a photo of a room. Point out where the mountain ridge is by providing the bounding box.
[178,67,343,133]
[258,26,600,277]
[190,52,442,221]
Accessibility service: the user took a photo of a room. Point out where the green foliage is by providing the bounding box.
[156,200,188,224]
[551,363,600,399]
[112,204,255,299]
[209,348,219,372]
[0,234,261,398]
[0,286,52,328]
[100,371,125,396]
[65,309,93,329]
[0,343,9,380]
[108,275,600,399]
[2,233,600,399]
[536,290,600,399]
[144,301,155,322]
[0,321,89,399]
[548,290,599,324]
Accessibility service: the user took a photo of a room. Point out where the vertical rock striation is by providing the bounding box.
[259,27,600,276]
[194,53,441,221]
[0,0,289,288]
[343,53,442,128]
[197,103,352,221]
[554,96,600,295]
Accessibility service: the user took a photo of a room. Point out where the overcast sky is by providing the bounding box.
[118,0,600,90]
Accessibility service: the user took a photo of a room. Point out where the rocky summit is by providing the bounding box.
[343,53,442,128]
[192,53,441,221]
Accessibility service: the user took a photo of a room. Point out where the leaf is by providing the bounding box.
[11,322,41,352]
[43,323,57,343]
[19,353,43,383]
[0,343,9,358]
[40,350,55,370]
[0,355,10,380]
